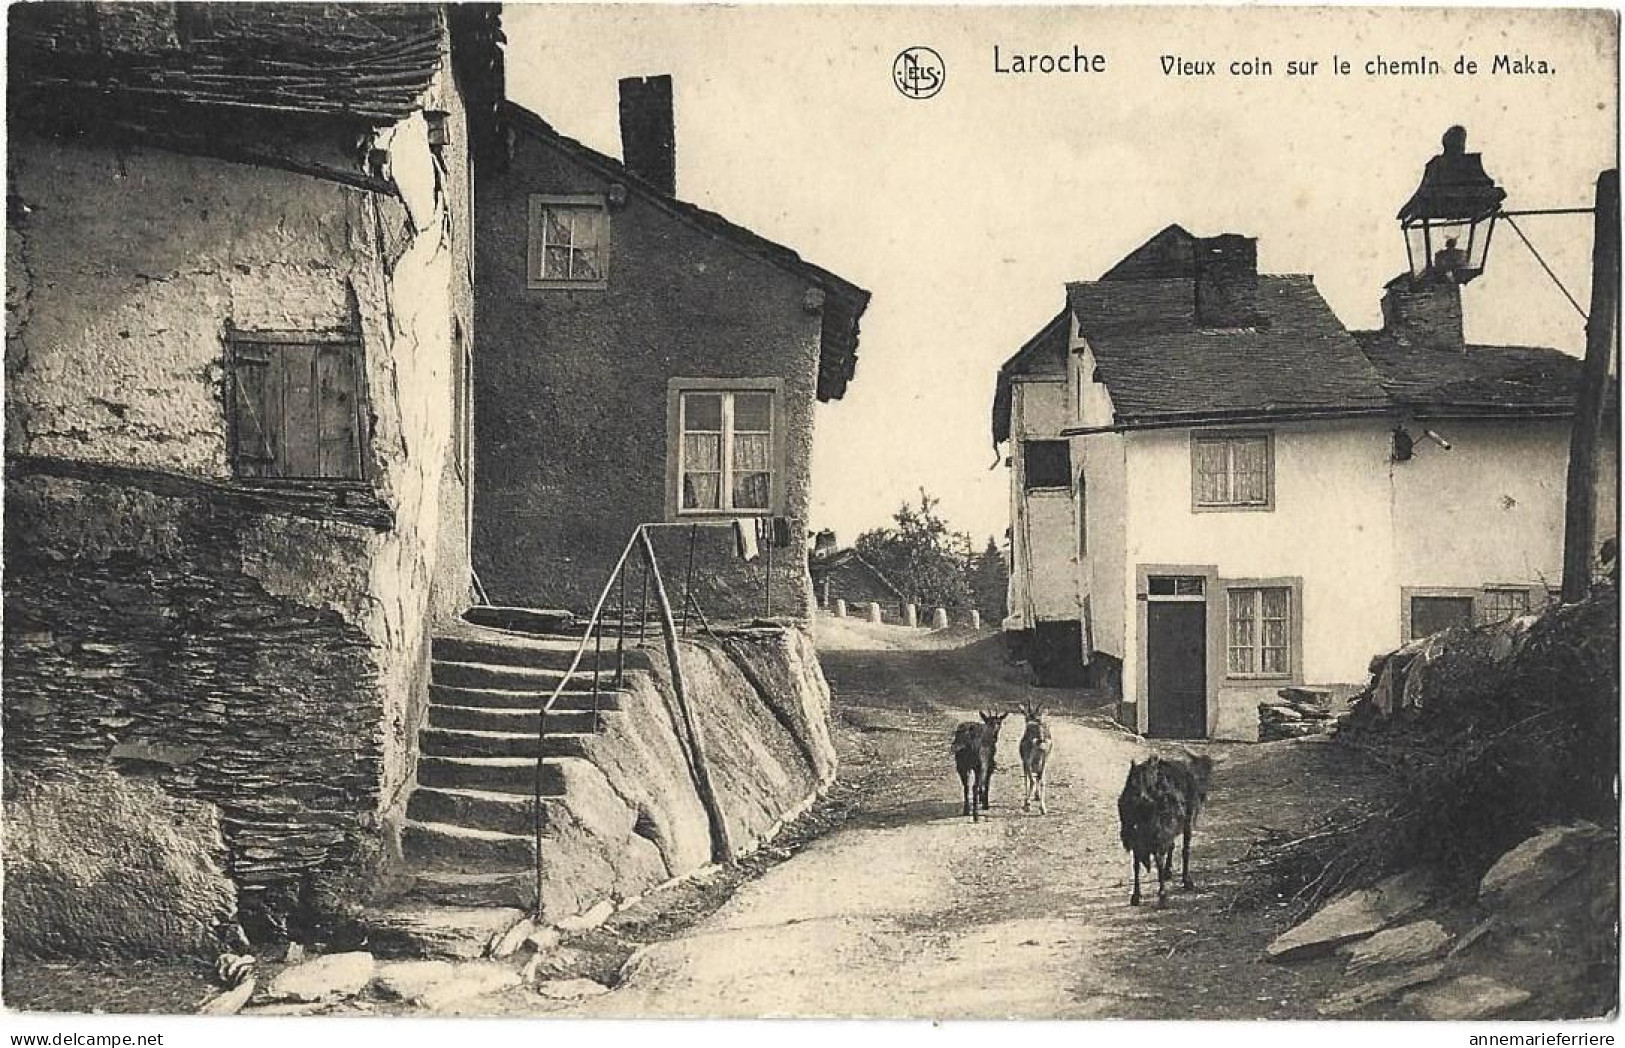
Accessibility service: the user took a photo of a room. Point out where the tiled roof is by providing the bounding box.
[1352,332,1584,416]
[9,4,456,127]
[1067,274,1392,427]
[502,102,870,402]
[808,549,905,599]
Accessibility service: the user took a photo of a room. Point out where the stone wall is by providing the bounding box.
[535,626,836,920]
[4,56,474,946]
[473,123,823,623]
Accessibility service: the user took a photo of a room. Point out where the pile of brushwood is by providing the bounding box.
[1238,582,1618,916]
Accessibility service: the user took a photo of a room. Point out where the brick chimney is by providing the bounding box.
[1380,272,1464,352]
[813,529,838,554]
[1194,234,1261,327]
[618,75,675,196]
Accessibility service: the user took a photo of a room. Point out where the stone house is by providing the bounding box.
[995,224,1616,740]
[4,3,504,941]
[809,540,909,620]
[473,79,870,624]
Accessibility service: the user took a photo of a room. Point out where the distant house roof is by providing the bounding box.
[1352,332,1585,418]
[992,310,1069,445]
[9,4,457,127]
[501,102,871,402]
[809,549,906,601]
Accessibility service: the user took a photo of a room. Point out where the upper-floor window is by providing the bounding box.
[1023,439,1071,490]
[1192,431,1273,510]
[527,194,608,289]
[672,383,781,515]
[226,330,366,481]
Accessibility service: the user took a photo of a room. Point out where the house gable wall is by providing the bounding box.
[473,128,824,621]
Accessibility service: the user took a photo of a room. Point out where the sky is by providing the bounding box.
[504,4,1618,545]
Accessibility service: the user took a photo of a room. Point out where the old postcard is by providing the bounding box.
[3,0,1618,1033]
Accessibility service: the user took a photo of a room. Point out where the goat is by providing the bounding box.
[1116,752,1214,905]
[951,711,1008,821]
[1018,702,1053,814]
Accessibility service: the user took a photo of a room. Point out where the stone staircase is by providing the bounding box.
[398,613,654,909]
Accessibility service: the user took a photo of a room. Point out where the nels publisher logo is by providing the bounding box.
[893,46,945,99]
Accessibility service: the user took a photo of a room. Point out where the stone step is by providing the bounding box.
[429,684,626,712]
[416,755,564,796]
[427,704,606,735]
[431,659,621,693]
[402,870,535,910]
[407,786,546,837]
[462,606,575,635]
[419,727,592,761]
[432,633,652,673]
[402,820,536,872]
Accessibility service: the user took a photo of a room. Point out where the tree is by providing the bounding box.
[967,536,1010,624]
[854,490,975,611]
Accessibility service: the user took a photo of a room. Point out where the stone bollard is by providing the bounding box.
[932,607,949,629]
[904,603,919,628]
[968,610,981,629]
[834,598,847,618]
[867,601,884,623]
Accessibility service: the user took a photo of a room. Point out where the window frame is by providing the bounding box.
[1402,584,1549,640]
[1022,438,1072,492]
[224,327,371,486]
[1219,576,1303,683]
[526,193,610,291]
[665,377,787,519]
[1190,429,1275,513]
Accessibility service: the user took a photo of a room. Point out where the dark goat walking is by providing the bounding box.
[1116,752,1214,905]
[951,711,1008,821]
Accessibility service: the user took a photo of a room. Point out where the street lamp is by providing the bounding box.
[1396,126,1620,602]
[1397,125,1506,284]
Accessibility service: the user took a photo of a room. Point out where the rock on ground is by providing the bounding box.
[263,952,375,1003]
[1480,823,1615,924]
[373,960,522,1009]
[1265,870,1433,961]
[1342,920,1452,975]
[534,978,611,1000]
[1404,975,1532,1020]
[360,906,528,960]
[1320,962,1447,1017]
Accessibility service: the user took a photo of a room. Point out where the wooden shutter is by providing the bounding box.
[230,344,274,477]
[228,334,364,481]
[316,344,362,478]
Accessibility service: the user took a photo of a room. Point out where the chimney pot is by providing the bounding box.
[618,74,675,196]
[1380,272,1464,352]
[1194,234,1261,327]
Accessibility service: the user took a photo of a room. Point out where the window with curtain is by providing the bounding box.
[1227,586,1291,676]
[1193,432,1272,508]
[679,389,775,513]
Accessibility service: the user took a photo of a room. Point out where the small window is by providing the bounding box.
[1228,586,1291,677]
[527,194,608,288]
[1024,440,1071,490]
[1480,587,1531,625]
[1193,432,1273,509]
[1410,595,1474,640]
[1148,575,1205,597]
[227,333,366,481]
[678,388,776,514]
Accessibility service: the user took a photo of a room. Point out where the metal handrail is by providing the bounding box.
[530,520,745,913]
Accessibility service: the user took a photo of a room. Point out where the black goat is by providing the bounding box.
[1116,752,1214,905]
[951,711,1008,821]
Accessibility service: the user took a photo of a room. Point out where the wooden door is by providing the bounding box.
[1147,602,1207,738]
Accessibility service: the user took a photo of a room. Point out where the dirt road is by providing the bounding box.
[563,618,1328,1019]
